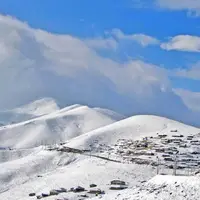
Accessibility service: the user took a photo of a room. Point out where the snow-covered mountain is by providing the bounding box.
[0,98,60,126]
[0,104,124,148]
[0,103,200,200]
[66,115,200,149]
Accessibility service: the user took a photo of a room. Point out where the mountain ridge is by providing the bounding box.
[0,102,125,148]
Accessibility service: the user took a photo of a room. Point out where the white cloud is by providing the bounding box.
[156,0,200,16]
[84,37,118,50]
[161,35,200,52]
[175,62,200,80]
[111,29,160,47]
[0,15,199,125]
[174,88,200,111]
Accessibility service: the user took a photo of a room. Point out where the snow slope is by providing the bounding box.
[0,151,155,200]
[67,115,200,149]
[0,147,77,193]
[97,175,200,200]
[0,98,60,126]
[0,104,124,148]
[1,148,200,200]
[0,114,200,200]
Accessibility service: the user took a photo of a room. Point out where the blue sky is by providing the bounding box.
[0,0,200,92]
[1,0,200,37]
[0,0,200,125]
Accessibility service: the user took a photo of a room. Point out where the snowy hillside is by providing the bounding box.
[0,113,200,200]
[64,115,200,174]
[0,149,155,200]
[0,98,60,126]
[66,115,200,149]
[92,175,200,200]
[0,104,124,148]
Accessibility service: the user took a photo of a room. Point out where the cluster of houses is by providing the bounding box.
[104,131,200,171]
[28,180,127,199]
[46,129,200,173]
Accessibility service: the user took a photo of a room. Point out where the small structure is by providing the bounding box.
[42,193,49,197]
[161,139,173,144]
[155,148,165,153]
[49,189,59,195]
[187,135,194,140]
[164,150,173,155]
[173,141,181,144]
[80,194,89,198]
[164,157,174,162]
[171,130,178,132]
[110,180,126,185]
[90,184,97,188]
[72,186,85,193]
[56,188,67,193]
[88,188,104,195]
[144,151,154,156]
[172,134,184,138]
[29,193,35,196]
[179,144,187,148]
[109,180,128,190]
[109,185,128,190]
[162,154,171,158]
[191,151,200,155]
[171,138,182,142]
[158,134,167,138]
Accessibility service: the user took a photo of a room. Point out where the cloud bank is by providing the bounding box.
[0,15,199,126]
